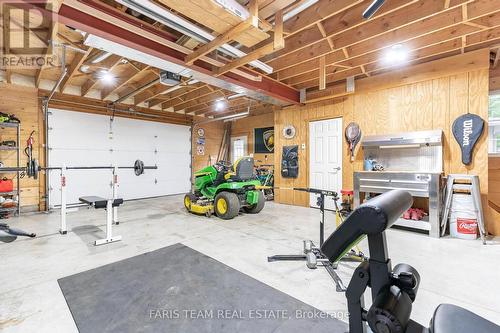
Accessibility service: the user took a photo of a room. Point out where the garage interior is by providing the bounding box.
[2,0,500,332]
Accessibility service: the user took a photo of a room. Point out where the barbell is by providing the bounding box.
[1,159,157,179]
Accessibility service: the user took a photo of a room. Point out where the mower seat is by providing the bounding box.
[225,157,255,182]
[430,304,500,333]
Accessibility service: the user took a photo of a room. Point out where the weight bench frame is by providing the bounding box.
[59,165,123,246]
[79,196,123,246]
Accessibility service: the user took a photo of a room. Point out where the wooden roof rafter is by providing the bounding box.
[101,64,151,100]
[81,55,123,96]
[270,0,500,90]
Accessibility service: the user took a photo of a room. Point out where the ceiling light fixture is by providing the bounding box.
[79,65,90,73]
[383,44,409,65]
[215,100,227,111]
[99,70,115,84]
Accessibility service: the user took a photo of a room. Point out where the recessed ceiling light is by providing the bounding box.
[79,65,90,73]
[99,70,115,84]
[383,44,409,65]
[215,100,226,111]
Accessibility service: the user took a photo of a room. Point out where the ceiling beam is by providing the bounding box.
[42,91,192,125]
[283,0,363,37]
[114,74,160,103]
[184,20,253,65]
[162,85,213,109]
[34,24,55,88]
[148,84,205,108]
[274,10,284,50]
[319,55,326,90]
[81,55,122,97]
[173,91,227,112]
[134,82,174,106]
[214,21,285,77]
[101,64,150,100]
[57,0,299,105]
[268,0,467,73]
[192,98,252,116]
[273,1,499,88]
[285,14,500,89]
[262,0,415,64]
[60,47,93,93]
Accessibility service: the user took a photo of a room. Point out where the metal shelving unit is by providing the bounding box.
[0,122,21,216]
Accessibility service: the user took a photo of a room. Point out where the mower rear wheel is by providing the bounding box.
[184,193,197,211]
[214,192,240,220]
[243,191,265,214]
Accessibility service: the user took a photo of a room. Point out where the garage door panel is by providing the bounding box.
[48,109,191,208]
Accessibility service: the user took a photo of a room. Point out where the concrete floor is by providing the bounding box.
[1,195,500,332]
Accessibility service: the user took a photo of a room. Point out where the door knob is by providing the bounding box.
[333,167,341,171]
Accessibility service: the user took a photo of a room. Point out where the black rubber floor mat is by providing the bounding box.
[58,243,348,333]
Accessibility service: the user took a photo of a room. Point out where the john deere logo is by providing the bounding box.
[263,130,274,152]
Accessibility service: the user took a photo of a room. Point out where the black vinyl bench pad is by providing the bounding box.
[79,196,124,209]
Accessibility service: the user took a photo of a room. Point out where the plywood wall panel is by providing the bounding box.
[192,121,225,178]
[431,77,451,175]
[448,73,470,175]
[415,81,434,131]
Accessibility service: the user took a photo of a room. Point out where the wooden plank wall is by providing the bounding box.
[231,112,275,166]
[0,84,43,211]
[192,121,225,176]
[274,49,500,235]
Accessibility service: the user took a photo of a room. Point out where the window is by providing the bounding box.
[489,94,500,154]
[231,136,247,163]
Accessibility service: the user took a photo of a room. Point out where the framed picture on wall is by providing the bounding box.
[254,127,274,153]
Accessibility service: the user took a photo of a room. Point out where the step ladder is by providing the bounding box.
[441,174,486,244]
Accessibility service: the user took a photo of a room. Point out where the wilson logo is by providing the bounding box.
[462,119,473,146]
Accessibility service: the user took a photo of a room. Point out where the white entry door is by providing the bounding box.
[309,118,343,210]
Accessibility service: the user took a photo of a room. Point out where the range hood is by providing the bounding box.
[362,130,443,148]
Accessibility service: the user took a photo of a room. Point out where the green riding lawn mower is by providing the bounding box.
[184,157,267,220]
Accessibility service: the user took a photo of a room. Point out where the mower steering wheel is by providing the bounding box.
[215,160,232,171]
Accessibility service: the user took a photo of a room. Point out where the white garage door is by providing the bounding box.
[47,108,191,207]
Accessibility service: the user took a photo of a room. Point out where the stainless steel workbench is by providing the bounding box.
[353,171,442,237]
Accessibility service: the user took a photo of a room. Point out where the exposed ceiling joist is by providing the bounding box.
[60,47,93,93]
[160,85,212,108]
[148,84,204,108]
[185,20,253,65]
[271,0,499,89]
[81,55,122,96]
[35,24,56,88]
[101,64,151,100]
[58,0,300,105]
[214,18,285,77]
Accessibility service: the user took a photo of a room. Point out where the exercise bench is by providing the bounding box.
[79,196,123,246]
